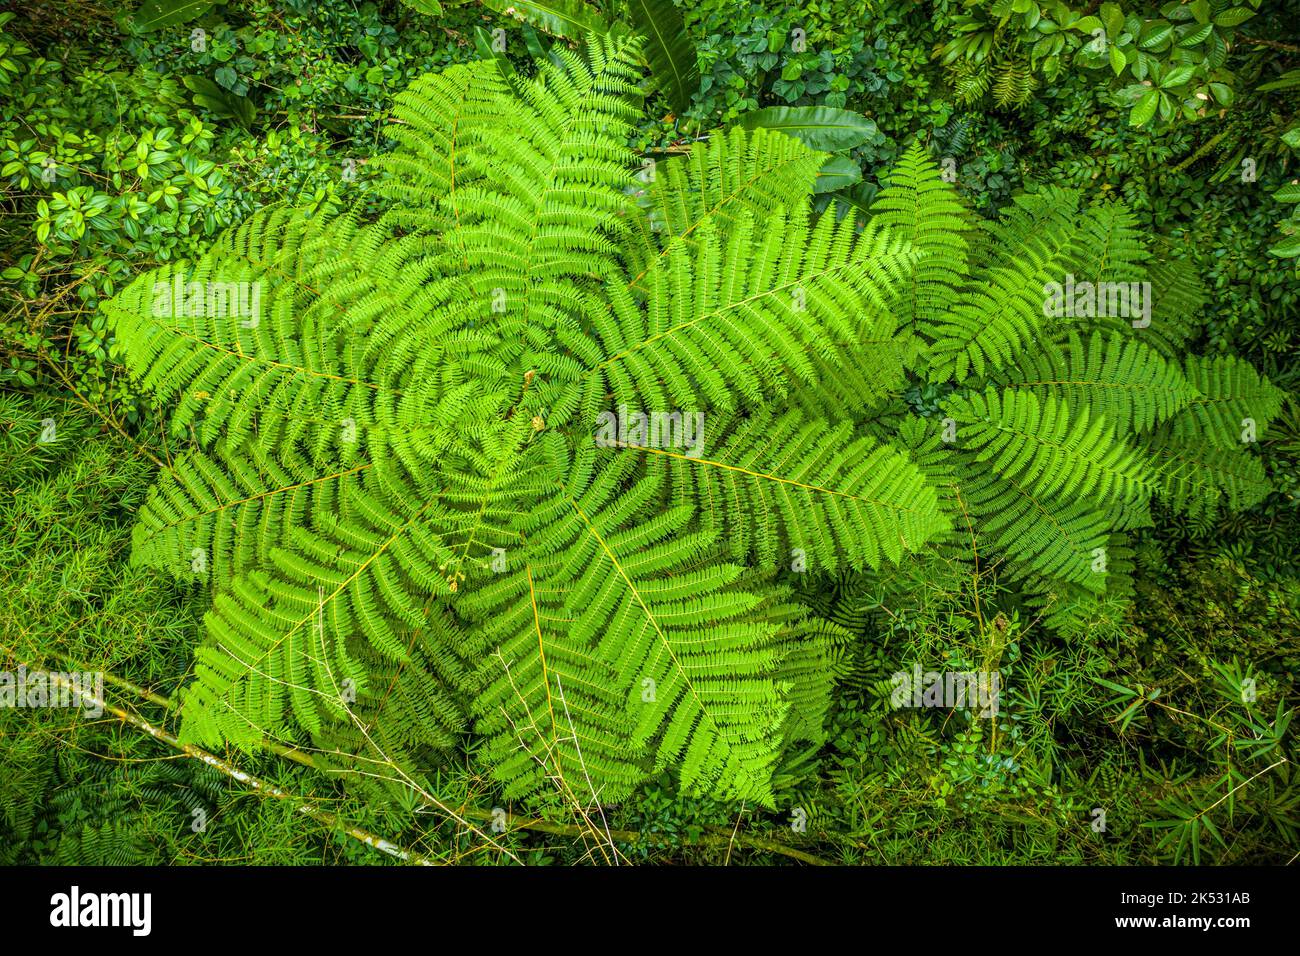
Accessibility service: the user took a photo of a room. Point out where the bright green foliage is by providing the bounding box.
[870,143,1284,626]
[475,0,701,116]
[103,39,1281,808]
[103,37,936,807]
[939,0,1264,126]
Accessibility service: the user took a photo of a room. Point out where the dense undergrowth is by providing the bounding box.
[1,0,1298,865]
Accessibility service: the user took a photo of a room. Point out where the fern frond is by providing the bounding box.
[956,463,1121,591]
[1068,200,1148,286]
[1169,354,1285,447]
[991,58,1036,109]
[623,125,827,289]
[1140,430,1273,519]
[1001,330,1198,434]
[652,405,951,573]
[927,188,1079,381]
[539,203,916,421]
[870,142,973,331]
[946,387,1152,505]
[947,58,992,104]
[1138,258,1208,358]
[372,59,511,221]
[462,466,800,805]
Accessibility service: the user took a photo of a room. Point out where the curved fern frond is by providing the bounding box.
[1139,258,1208,357]
[991,58,1036,109]
[131,444,369,590]
[1067,200,1148,287]
[927,188,1079,381]
[104,208,397,447]
[955,463,1122,591]
[1140,430,1273,518]
[869,141,973,332]
[1169,353,1285,447]
[624,125,828,291]
[461,453,813,805]
[1019,533,1137,636]
[539,205,915,421]
[646,406,951,573]
[946,387,1152,505]
[372,59,510,223]
[1000,330,1198,433]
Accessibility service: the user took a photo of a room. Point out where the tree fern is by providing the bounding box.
[104,46,1285,805]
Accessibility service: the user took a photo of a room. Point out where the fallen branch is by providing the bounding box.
[81,661,836,865]
[37,670,440,866]
[1240,36,1300,54]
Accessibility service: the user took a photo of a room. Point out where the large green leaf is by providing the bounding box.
[736,106,878,153]
[131,0,215,32]
[1269,235,1300,258]
[182,75,257,129]
[1273,183,1300,204]
[813,155,862,194]
[1130,89,1159,126]
[626,0,698,115]
[1213,7,1256,27]
[473,25,515,77]
[1258,70,1300,93]
[477,0,609,40]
